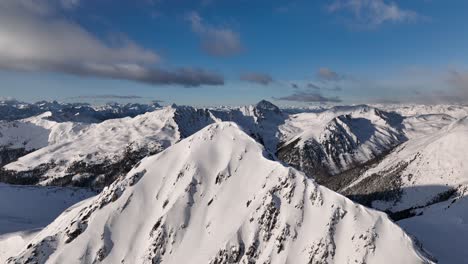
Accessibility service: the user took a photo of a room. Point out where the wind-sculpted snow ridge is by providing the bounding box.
[277,105,406,181]
[7,122,434,264]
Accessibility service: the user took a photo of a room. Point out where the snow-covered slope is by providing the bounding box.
[277,105,406,181]
[401,113,456,139]
[275,106,468,263]
[376,104,468,119]
[398,188,468,264]
[0,183,96,235]
[0,230,40,264]
[3,101,463,194]
[341,116,468,214]
[48,102,162,123]
[1,101,287,188]
[2,107,182,187]
[0,183,96,262]
[7,122,433,264]
[0,112,86,166]
[6,101,404,189]
[0,112,86,150]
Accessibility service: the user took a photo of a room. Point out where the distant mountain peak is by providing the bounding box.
[255,100,281,113]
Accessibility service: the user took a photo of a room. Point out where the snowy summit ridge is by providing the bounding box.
[8,122,433,264]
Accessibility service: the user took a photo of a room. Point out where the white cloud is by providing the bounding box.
[60,0,80,9]
[240,72,273,85]
[0,0,223,86]
[447,69,468,89]
[187,11,242,57]
[275,91,342,103]
[317,67,344,81]
[327,0,420,28]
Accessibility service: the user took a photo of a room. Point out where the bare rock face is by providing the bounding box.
[8,122,433,264]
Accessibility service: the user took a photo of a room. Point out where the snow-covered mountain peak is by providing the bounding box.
[333,106,403,126]
[8,122,433,264]
[277,106,406,179]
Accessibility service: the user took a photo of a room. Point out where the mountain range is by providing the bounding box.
[1,100,467,263]
[6,123,433,264]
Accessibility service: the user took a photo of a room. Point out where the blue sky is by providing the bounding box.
[1,0,468,106]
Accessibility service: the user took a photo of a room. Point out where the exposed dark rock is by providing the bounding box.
[387,187,458,221]
[342,161,408,207]
[0,144,160,190]
[210,243,245,264]
[320,148,395,192]
[0,163,53,185]
[258,195,280,241]
[0,147,34,166]
[277,138,330,183]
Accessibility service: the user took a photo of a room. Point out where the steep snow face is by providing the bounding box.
[277,106,405,180]
[210,100,286,152]
[2,107,181,187]
[342,117,468,214]
[8,123,433,264]
[171,105,216,138]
